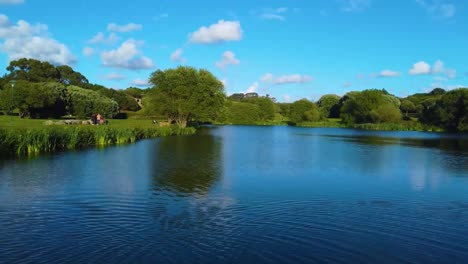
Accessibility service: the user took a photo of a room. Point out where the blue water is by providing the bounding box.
[0,126,467,263]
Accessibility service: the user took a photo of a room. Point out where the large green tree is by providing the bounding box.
[6,58,61,83]
[147,66,225,127]
[340,89,401,124]
[288,99,321,124]
[317,94,341,118]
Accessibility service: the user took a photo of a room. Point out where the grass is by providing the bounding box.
[0,116,196,157]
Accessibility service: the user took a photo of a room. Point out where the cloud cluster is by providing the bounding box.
[104,72,126,80]
[107,23,142,33]
[189,20,243,44]
[101,39,154,70]
[246,82,259,93]
[170,48,186,63]
[261,73,312,85]
[409,60,456,78]
[88,32,119,45]
[416,0,456,18]
[82,46,94,56]
[131,78,150,87]
[378,69,401,78]
[341,0,372,12]
[0,0,24,5]
[215,51,240,69]
[260,7,288,21]
[0,14,76,65]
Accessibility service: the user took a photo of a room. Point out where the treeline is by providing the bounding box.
[217,88,467,132]
[0,58,145,118]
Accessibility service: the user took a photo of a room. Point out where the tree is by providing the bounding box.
[5,58,61,83]
[420,88,468,131]
[244,97,275,121]
[147,66,225,127]
[56,65,89,87]
[288,99,320,124]
[0,81,66,118]
[400,99,416,117]
[317,94,340,118]
[340,89,401,124]
[66,86,119,119]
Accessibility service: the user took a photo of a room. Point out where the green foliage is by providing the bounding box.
[288,99,321,124]
[317,94,341,118]
[0,81,66,118]
[147,66,225,127]
[56,65,89,86]
[243,97,275,121]
[124,87,145,98]
[400,99,416,116]
[340,89,401,124]
[97,88,140,112]
[0,126,195,157]
[220,101,261,124]
[66,85,119,119]
[420,88,468,131]
[6,58,61,82]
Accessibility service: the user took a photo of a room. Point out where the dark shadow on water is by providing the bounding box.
[322,134,468,154]
[150,130,223,196]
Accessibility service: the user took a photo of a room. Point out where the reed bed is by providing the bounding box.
[0,126,196,156]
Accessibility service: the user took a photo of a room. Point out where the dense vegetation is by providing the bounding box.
[0,58,467,132]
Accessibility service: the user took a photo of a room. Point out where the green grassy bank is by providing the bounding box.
[0,116,195,156]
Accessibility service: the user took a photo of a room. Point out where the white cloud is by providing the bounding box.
[343,82,352,88]
[260,7,288,21]
[170,48,186,63]
[0,14,76,65]
[221,79,227,87]
[246,82,259,93]
[0,0,24,4]
[101,39,154,70]
[446,68,456,79]
[88,32,119,45]
[188,20,243,44]
[378,69,401,78]
[432,59,444,73]
[131,78,150,87]
[104,73,126,80]
[215,51,240,69]
[107,23,142,33]
[340,0,372,12]
[416,0,456,18]
[283,94,292,102]
[261,73,313,85]
[82,46,94,56]
[409,61,431,75]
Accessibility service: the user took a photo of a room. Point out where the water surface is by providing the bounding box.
[1,126,467,263]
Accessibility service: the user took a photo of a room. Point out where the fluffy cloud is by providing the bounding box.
[82,46,94,56]
[107,23,142,33]
[282,94,292,102]
[101,39,154,70]
[410,60,456,78]
[215,51,240,69]
[416,0,456,18]
[378,69,401,78]
[409,61,431,75]
[88,32,119,45]
[246,82,259,93]
[0,14,76,65]
[261,73,312,85]
[170,48,186,63]
[131,78,150,87]
[189,20,243,44]
[260,7,288,21]
[104,73,126,80]
[0,0,24,4]
[340,0,372,12]
[343,82,352,88]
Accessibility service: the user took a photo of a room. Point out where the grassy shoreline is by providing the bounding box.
[0,117,196,157]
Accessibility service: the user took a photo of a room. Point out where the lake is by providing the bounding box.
[1,126,467,263]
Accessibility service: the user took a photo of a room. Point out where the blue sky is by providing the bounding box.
[0,0,467,102]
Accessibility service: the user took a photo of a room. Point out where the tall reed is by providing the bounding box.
[0,126,196,157]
